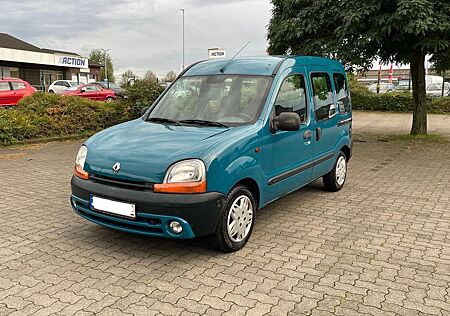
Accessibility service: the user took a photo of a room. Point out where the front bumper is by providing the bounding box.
[71,176,226,239]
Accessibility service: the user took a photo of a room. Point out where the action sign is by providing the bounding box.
[208,49,226,59]
[55,55,89,69]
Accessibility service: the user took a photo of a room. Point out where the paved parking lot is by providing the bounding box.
[1,133,450,315]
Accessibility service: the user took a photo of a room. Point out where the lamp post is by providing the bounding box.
[101,48,110,88]
[180,9,185,70]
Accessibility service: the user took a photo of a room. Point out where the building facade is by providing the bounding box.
[0,33,101,91]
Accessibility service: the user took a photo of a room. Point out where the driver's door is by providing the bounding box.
[262,68,314,203]
[81,85,99,100]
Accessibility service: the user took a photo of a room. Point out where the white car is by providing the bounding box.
[368,83,395,94]
[48,80,81,93]
[426,82,450,97]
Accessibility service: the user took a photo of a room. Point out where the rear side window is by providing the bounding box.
[311,73,334,121]
[333,73,351,113]
[274,75,308,122]
[62,82,71,87]
[11,82,26,90]
[0,82,11,91]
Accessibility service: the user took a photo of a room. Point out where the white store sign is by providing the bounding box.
[55,55,89,69]
[208,49,226,59]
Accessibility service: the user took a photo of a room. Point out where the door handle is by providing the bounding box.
[316,127,322,141]
[303,130,312,141]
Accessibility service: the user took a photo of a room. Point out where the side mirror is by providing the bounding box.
[141,106,150,116]
[274,112,301,132]
[329,103,337,118]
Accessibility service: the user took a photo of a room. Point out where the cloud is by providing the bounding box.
[1,0,271,78]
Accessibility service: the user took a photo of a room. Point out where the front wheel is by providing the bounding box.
[105,97,113,102]
[208,185,256,252]
[323,151,347,192]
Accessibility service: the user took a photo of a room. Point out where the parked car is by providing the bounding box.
[48,80,81,93]
[92,81,125,98]
[70,56,353,252]
[426,82,450,97]
[368,82,395,93]
[0,77,36,107]
[393,84,412,92]
[61,83,116,101]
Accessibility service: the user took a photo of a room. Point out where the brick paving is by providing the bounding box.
[1,135,450,315]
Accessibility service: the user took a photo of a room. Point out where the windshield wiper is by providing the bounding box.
[147,117,181,125]
[179,119,229,128]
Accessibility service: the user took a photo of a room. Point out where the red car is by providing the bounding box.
[0,77,36,107]
[61,83,116,102]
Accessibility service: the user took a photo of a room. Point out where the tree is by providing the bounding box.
[144,70,158,82]
[267,0,450,135]
[89,49,115,83]
[164,71,177,82]
[121,70,136,86]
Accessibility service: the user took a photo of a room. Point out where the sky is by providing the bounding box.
[2,0,272,79]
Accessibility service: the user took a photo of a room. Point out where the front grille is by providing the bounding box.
[73,197,164,235]
[78,209,164,234]
[89,173,154,191]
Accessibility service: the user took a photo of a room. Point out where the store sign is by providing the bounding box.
[208,49,226,59]
[55,55,89,69]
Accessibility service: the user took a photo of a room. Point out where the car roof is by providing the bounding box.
[183,56,344,77]
[0,77,26,82]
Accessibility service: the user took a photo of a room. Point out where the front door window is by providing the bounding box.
[274,74,308,123]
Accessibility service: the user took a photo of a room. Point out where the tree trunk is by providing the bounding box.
[410,50,427,135]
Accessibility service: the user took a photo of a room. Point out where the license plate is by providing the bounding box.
[91,195,136,219]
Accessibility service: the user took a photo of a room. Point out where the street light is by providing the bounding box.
[101,48,110,88]
[180,9,185,70]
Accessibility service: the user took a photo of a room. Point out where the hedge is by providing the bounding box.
[350,79,450,113]
[0,79,164,146]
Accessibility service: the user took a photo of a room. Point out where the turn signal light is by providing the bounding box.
[153,180,206,193]
[74,165,89,180]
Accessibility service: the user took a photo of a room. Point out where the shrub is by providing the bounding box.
[122,79,165,118]
[0,93,129,146]
[351,90,450,113]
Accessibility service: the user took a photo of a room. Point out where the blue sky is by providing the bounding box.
[2,0,272,78]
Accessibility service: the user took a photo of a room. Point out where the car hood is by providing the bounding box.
[84,119,230,183]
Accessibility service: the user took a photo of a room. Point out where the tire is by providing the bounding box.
[48,90,54,93]
[105,97,113,102]
[323,151,347,192]
[208,185,256,253]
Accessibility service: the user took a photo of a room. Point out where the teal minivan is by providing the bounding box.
[71,56,352,252]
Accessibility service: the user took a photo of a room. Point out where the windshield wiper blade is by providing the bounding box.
[147,117,181,125]
[179,119,229,128]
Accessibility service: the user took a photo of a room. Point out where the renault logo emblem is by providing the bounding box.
[112,162,121,174]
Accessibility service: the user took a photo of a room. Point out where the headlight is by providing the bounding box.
[154,159,206,193]
[164,159,205,183]
[74,145,89,179]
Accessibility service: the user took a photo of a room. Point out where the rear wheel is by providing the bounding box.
[48,90,54,93]
[323,151,347,192]
[105,97,113,102]
[209,185,256,252]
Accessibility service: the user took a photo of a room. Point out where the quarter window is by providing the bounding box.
[274,75,308,122]
[0,82,10,91]
[11,82,26,90]
[333,73,351,113]
[311,73,334,121]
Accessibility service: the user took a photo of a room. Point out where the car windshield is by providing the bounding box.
[98,82,119,89]
[69,82,80,86]
[148,75,272,126]
[427,83,449,91]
